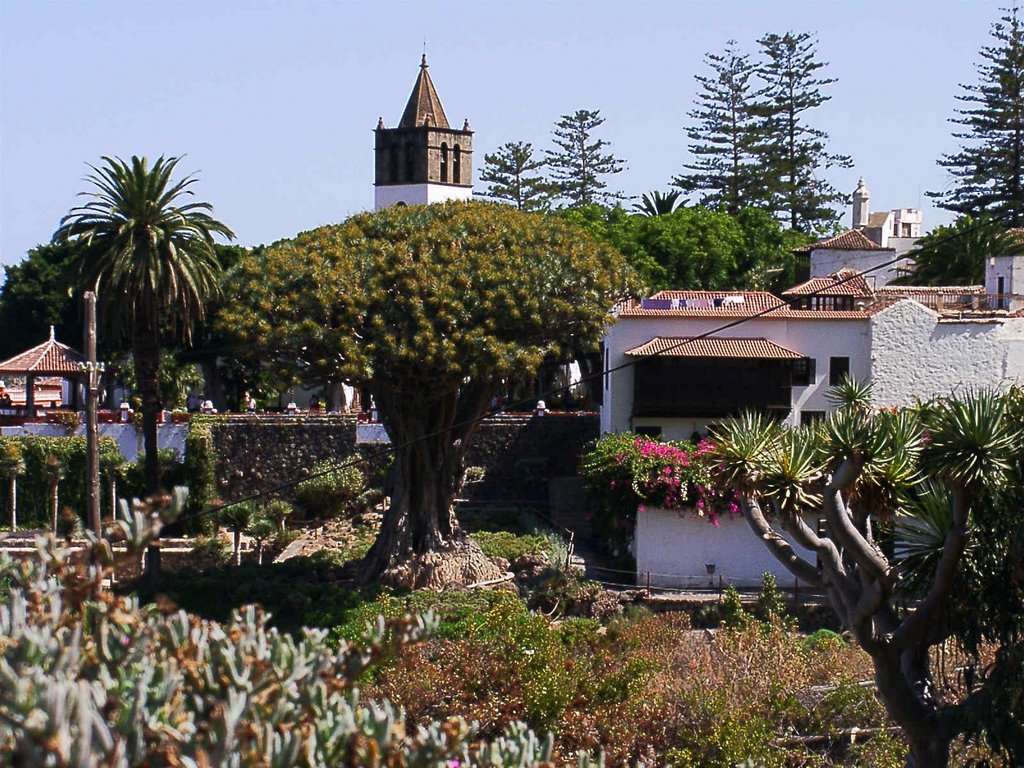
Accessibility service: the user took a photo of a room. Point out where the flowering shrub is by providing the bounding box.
[579,432,738,545]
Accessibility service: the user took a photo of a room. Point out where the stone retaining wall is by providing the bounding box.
[210,413,599,512]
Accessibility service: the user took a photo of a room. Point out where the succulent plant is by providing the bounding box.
[0,494,600,767]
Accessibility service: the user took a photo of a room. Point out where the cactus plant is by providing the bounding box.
[0,495,602,767]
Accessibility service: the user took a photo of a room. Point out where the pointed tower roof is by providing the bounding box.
[398,55,451,129]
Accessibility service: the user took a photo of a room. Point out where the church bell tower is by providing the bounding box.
[374,55,474,210]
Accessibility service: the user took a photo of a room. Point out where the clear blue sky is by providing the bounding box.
[0,0,1003,274]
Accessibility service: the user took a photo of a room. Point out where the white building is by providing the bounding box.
[851,177,923,255]
[603,255,1024,588]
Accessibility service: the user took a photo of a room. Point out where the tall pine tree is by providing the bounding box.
[479,141,555,211]
[929,7,1024,226]
[755,31,851,233]
[545,109,626,207]
[674,41,765,214]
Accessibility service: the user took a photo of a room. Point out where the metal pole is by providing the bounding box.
[84,292,101,537]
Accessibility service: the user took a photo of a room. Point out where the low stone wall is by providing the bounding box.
[211,415,358,500]
[209,413,599,513]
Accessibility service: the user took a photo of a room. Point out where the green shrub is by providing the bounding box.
[802,628,847,652]
[294,459,365,518]
[115,447,186,500]
[0,435,122,528]
[756,572,786,623]
[720,584,750,629]
[188,535,231,568]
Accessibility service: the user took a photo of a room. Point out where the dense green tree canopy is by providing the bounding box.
[558,204,808,292]
[221,201,632,584]
[930,7,1024,226]
[0,241,87,360]
[894,216,1011,286]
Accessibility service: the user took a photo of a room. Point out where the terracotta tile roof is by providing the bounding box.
[0,327,85,376]
[398,55,451,129]
[792,229,893,253]
[875,285,985,296]
[782,268,873,297]
[617,289,872,320]
[618,291,786,317]
[624,336,804,360]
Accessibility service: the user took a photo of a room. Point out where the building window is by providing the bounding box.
[635,425,662,438]
[801,411,826,426]
[792,357,816,387]
[829,356,850,386]
[453,144,461,184]
[440,142,449,183]
[404,144,415,182]
[388,146,399,183]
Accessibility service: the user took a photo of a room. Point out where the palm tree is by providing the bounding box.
[0,442,25,531]
[53,155,233,494]
[248,517,276,565]
[44,455,65,534]
[219,502,254,566]
[632,190,684,216]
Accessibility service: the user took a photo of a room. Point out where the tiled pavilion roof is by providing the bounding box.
[0,327,85,376]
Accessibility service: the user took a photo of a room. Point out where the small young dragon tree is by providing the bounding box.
[220,201,631,588]
[711,387,1024,767]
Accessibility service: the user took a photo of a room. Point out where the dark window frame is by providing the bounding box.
[792,357,816,387]
[829,356,850,386]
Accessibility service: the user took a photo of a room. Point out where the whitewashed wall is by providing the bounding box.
[0,423,188,462]
[601,314,870,435]
[635,507,817,589]
[870,300,1024,405]
[809,248,906,286]
[374,183,471,210]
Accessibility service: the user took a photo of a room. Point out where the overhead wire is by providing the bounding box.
[184,212,1011,524]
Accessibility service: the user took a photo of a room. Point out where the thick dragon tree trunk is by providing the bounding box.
[360,381,502,589]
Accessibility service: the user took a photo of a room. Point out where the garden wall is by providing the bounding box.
[209,413,599,516]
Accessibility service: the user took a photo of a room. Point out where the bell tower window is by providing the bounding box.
[388,146,399,183]
[404,144,415,182]
[453,144,461,184]
[440,142,449,183]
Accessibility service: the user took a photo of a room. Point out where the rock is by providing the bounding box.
[490,556,510,572]
[511,553,549,579]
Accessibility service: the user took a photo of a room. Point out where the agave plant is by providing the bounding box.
[758,427,825,517]
[894,481,960,597]
[923,390,1021,489]
[824,373,874,413]
[709,411,780,492]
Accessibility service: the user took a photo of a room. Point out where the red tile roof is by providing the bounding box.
[782,268,873,297]
[625,336,804,360]
[875,285,984,296]
[0,328,85,376]
[792,229,893,253]
[618,291,786,317]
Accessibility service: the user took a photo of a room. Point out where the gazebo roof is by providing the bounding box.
[0,326,85,376]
